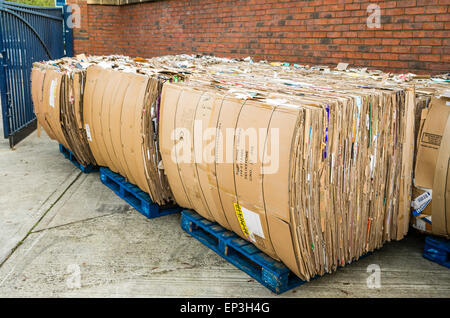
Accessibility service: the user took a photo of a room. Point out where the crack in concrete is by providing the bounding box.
[0,171,82,270]
[31,212,121,234]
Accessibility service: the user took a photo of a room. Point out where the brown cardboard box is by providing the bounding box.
[415,97,450,189]
[414,97,450,237]
[431,108,450,237]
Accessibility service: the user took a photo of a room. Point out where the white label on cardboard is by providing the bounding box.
[411,191,432,210]
[241,206,265,240]
[265,98,287,106]
[330,154,334,184]
[414,218,426,231]
[85,123,92,142]
[49,79,56,108]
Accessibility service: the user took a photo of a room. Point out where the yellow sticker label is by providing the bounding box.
[234,203,250,239]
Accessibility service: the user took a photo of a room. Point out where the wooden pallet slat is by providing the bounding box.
[59,144,97,173]
[99,167,181,219]
[180,210,306,294]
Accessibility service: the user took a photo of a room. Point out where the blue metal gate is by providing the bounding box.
[0,1,73,147]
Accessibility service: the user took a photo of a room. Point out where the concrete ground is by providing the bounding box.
[0,114,449,298]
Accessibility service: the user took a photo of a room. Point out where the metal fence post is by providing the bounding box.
[63,5,74,57]
[0,3,11,139]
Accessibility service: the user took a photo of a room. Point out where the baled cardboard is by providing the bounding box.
[32,61,96,167]
[159,77,416,280]
[414,97,450,189]
[431,113,450,237]
[414,96,450,237]
[33,54,449,280]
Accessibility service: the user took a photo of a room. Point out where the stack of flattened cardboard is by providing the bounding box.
[81,56,187,205]
[158,69,417,281]
[411,93,450,238]
[32,58,96,167]
[31,55,187,205]
[31,54,449,281]
[152,55,449,246]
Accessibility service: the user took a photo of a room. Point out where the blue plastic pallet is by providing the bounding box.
[423,236,450,269]
[59,144,97,173]
[99,167,181,219]
[180,210,306,294]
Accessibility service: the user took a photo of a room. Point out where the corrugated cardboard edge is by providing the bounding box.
[431,113,450,237]
[396,88,416,240]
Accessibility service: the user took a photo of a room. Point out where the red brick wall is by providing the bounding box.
[68,0,450,74]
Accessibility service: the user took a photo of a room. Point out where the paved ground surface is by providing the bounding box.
[0,113,449,298]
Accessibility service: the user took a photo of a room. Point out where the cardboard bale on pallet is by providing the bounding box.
[31,53,449,281]
[31,55,186,205]
[158,62,417,280]
[412,95,450,238]
[31,64,68,148]
[81,57,189,205]
[31,57,96,167]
